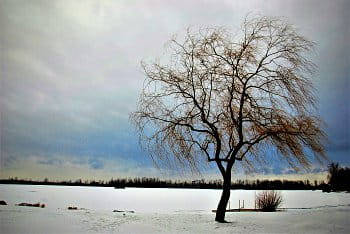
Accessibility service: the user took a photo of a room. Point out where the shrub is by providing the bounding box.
[256,190,283,211]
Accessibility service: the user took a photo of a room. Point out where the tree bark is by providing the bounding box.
[215,170,231,222]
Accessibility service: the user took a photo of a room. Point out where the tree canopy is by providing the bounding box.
[131,16,326,174]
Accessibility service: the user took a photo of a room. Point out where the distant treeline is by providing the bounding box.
[0,177,328,190]
[2,163,348,191]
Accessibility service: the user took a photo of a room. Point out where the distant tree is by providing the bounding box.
[131,16,327,222]
[327,162,340,185]
[327,162,350,191]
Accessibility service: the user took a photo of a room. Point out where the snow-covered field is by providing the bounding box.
[1,184,349,233]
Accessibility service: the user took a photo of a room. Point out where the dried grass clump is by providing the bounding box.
[256,190,283,211]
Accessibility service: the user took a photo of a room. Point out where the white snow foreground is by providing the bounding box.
[115,207,350,233]
[1,205,349,233]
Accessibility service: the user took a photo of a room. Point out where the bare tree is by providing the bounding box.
[130,16,327,222]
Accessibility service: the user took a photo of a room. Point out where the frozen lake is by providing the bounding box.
[1,184,349,212]
[1,184,350,233]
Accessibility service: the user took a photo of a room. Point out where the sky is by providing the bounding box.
[0,0,349,181]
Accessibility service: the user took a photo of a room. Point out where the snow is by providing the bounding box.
[1,184,349,233]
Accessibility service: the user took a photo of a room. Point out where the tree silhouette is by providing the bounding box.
[328,162,350,191]
[131,16,327,222]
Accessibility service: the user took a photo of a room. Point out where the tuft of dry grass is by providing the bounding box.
[256,190,283,211]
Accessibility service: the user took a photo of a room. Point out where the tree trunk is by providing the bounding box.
[215,171,231,222]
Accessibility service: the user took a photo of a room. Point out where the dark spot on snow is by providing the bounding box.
[113,210,135,213]
[17,202,45,208]
[0,200,7,205]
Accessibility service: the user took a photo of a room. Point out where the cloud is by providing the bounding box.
[88,158,104,170]
[38,158,63,167]
[0,153,162,180]
[0,0,349,180]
